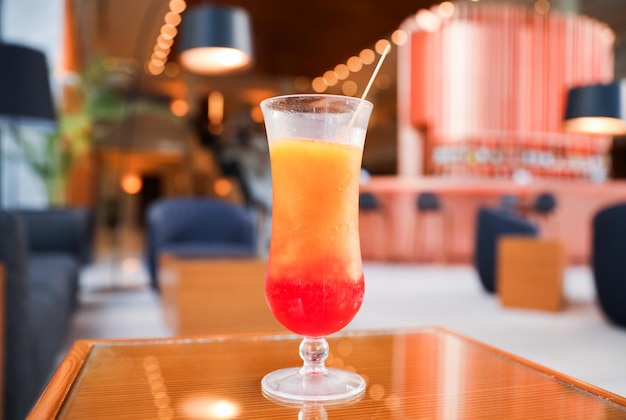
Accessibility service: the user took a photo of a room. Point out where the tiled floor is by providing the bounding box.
[65,251,626,398]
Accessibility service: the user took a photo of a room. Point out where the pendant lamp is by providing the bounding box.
[179,4,253,75]
[563,81,626,135]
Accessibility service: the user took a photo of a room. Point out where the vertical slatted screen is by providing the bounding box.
[404,2,615,180]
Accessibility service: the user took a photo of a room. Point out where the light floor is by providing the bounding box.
[65,251,626,399]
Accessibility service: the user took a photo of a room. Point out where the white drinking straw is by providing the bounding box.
[349,43,391,128]
[361,44,391,101]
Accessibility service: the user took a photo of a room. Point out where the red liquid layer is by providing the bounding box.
[266,273,364,337]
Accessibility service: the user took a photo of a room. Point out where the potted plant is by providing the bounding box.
[13,57,177,206]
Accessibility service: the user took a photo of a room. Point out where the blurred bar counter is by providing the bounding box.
[358,176,626,264]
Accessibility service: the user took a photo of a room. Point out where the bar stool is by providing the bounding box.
[359,192,386,260]
[529,192,558,238]
[359,192,379,211]
[414,192,448,263]
[499,194,521,214]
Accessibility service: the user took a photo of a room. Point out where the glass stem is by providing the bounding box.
[298,402,328,420]
[299,337,329,375]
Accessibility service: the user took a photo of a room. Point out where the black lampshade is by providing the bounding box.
[0,43,56,123]
[179,4,253,75]
[563,81,626,135]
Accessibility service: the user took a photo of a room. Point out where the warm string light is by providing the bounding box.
[302,35,400,96]
[359,49,376,65]
[415,9,442,32]
[300,1,461,94]
[360,43,391,100]
[438,2,456,18]
[147,0,187,76]
[535,0,550,14]
[334,64,350,80]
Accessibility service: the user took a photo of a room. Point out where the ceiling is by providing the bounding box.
[581,0,626,76]
[72,0,436,102]
[71,0,626,103]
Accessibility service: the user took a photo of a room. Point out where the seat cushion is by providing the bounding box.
[29,253,80,313]
[26,254,80,399]
[161,242,256,260]
[359,193,380,211]
[28,290,68,394]
[417,192,441,212]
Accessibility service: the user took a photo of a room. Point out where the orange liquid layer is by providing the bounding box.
[266,137,364,336]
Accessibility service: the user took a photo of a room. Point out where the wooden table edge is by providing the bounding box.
[27,326,626,417]
[437,326,626,407]
[27,330,296,418]
[27,339,95,418]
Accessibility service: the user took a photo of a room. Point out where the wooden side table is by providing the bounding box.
[159,255,286,335]
[497,237,566,311]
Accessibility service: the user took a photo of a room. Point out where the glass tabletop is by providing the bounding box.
[34,327,626,419]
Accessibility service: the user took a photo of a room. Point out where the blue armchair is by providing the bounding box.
[145,197,257,290]
[592,202,626,327]
[474,207,538,293]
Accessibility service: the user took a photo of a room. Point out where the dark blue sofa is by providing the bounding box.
[0,208,92,420]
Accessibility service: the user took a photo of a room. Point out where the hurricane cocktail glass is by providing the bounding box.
[260,94,373,402]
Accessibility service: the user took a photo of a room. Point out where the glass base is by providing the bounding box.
[261,367,366,403]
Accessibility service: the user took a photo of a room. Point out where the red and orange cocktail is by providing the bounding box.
[265,137,364,337]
